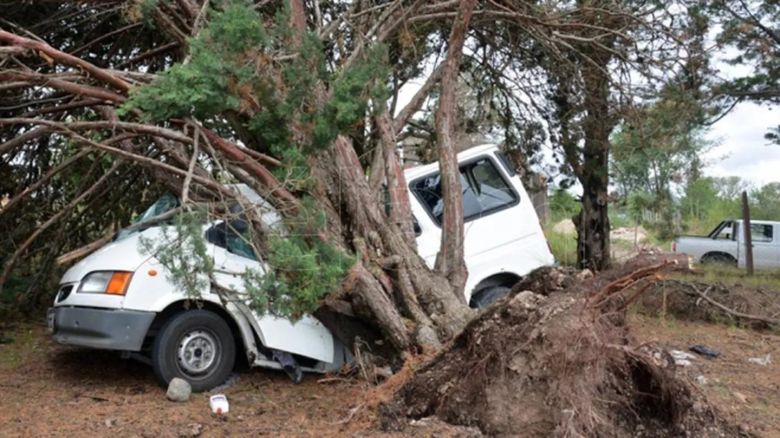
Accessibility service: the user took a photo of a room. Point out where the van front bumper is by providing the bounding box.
[48,306,156,351]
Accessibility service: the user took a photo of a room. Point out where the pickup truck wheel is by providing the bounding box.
[701,253,737,266]
[152,310,235,392]
[470,285,512,308]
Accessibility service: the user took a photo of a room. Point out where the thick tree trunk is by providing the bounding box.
[575,56,613,271]
[575,183,610,271]
[433,0,477,300]
[308,136,473,355]
[376,113,417,247]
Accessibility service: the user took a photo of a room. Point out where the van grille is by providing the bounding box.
[56,285,74,303]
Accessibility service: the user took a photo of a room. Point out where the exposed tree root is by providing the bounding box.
[380,255,744,437]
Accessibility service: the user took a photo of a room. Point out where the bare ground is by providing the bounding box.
[0,322,479,437]
[629,313,780,437]
[1,274,779,437]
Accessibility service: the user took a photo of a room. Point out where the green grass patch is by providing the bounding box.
[545,228,577,267]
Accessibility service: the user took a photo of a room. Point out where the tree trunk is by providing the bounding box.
[575,55,613,271]
[433,0,477,300]
[308,136,473,354]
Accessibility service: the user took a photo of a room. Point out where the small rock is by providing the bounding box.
[695,375,707,385]
[733,392,748,403]
[166,378,192,402]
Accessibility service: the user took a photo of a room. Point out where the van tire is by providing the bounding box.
[152,310,235,392]
[470,285,512,308]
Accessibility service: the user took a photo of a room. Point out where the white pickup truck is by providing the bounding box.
[673,219,780,269]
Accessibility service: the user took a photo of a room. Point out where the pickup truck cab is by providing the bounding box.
[673,219,780,269]
[48,144,554,391]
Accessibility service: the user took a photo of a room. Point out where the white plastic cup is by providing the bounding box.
[209,394,229,415]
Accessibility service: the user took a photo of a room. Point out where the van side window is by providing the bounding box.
[410,157,518,225]
[495,151,517,176]
[750,224,773,242]
[205,220,258,260]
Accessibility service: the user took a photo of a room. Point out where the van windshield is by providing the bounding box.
[133,193,179,224]
[115,193,180,241]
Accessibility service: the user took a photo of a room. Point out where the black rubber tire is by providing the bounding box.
[700,253,737,267]
[152,310,235,392]
[470,285,512,308]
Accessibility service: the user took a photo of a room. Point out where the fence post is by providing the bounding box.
[741,191,754,276]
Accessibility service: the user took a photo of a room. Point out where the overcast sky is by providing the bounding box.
[705,102,779,187]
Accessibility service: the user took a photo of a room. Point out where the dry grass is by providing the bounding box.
[672,264,780,291]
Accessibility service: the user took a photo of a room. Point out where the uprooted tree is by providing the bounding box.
[0,1,710,362]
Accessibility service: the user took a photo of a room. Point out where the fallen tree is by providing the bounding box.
[380,255,742,436]
[0,1,712,365]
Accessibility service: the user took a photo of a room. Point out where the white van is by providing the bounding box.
[48,144,553,390]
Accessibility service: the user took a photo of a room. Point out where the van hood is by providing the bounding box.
[61,227,163,284]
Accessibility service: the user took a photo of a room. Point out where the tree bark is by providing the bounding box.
[307,136,473,353]
[433,0,477,300]
[575,58,613,271]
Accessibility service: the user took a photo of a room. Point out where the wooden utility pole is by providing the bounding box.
[741,191,754,276]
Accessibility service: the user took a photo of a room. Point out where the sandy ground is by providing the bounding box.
[0,323,385,438]
[1,314,778,437]
[629,313,780,437]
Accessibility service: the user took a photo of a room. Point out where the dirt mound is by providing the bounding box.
[509,265,587,296]
[636,280,780,331]
[381,256,742,437]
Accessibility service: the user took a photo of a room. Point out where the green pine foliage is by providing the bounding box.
[243,234,354,319]
[139,209,214,301]
[121,1,268,120]
[240,196,354,319]
[124,1,384,318]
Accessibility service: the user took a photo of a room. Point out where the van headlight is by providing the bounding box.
[78,271,133,295]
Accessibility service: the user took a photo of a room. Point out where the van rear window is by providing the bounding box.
[410,157,518,225]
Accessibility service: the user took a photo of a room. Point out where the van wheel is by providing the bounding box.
[152,310,235,392]
[470,286,512,308]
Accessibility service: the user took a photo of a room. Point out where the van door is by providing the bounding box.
[205,220,334,363]
[409,155,544,290]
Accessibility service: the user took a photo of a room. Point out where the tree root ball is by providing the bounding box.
[380,258,743,437]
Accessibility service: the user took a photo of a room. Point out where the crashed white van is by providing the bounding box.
[48,144,553,390]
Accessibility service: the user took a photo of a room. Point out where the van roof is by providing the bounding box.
[403,143,499,181]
